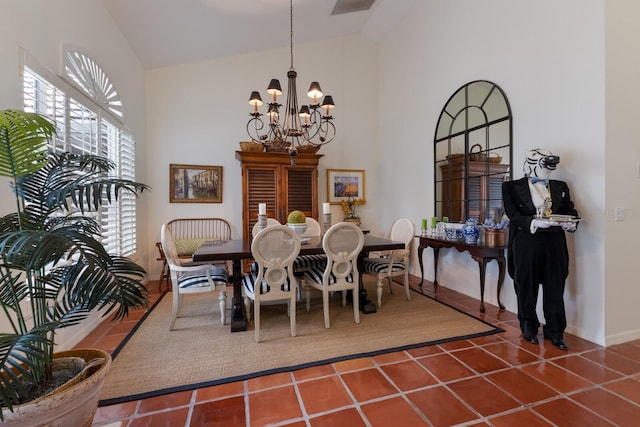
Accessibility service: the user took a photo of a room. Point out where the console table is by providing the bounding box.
[416,236,506,313]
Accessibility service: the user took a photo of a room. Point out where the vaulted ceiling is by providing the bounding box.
[101,0,415,69]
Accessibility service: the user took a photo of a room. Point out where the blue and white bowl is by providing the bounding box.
[444,225,464,242]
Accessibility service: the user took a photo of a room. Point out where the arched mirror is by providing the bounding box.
[434,80,513,224]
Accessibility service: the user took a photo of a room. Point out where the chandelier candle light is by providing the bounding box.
[246,0,336,162]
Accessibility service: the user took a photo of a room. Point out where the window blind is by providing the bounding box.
[22,59,138,257]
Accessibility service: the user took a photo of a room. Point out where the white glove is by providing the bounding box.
[561,222,577,232]
[530,219,559,233]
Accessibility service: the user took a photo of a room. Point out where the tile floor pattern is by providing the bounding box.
[82,277,640,427]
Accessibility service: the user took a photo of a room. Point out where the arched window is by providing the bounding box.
[22,48,138,256]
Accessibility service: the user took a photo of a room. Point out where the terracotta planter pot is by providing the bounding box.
[1,348,112,427]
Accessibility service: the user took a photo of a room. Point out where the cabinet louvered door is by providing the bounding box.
[487,175,505,218]
[244,167,277,240]
[285,168,314,219]
[468,175,481,220]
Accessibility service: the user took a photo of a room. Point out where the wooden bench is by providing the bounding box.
[157,218,232,291]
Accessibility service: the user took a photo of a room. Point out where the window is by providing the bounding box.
[22,51,138,257]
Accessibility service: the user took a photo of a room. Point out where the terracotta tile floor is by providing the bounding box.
[86,277,640,426]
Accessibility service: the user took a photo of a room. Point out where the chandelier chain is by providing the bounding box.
[290,0,294,71]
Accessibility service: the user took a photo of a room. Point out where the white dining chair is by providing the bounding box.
[242,225,301,342]
[301,217,322,237]
[161,224,229,330]
[291,217,327,306]
[304,222,364,328]
[363,218,414,308]
[252,218,281,237]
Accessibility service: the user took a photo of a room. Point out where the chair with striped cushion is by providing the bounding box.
[304,222,364,329]
[161,224,229,330]
[363,218,414,308]
[242,225,301,342]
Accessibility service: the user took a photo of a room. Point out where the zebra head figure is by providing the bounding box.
[523,148,560,181]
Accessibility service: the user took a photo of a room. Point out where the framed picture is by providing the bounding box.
[326,169,366,204]
[170,164,223,203]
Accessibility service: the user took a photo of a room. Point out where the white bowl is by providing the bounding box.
[287,223,307,236]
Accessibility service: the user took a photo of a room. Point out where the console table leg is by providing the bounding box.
[417,245,426,287]
[474,257,489,313]
[433,248,440,288]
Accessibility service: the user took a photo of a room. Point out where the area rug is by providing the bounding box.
[98,278,502,406]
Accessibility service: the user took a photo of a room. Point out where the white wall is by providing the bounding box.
[0,0,147,348]
[604,0,640,344]
[377,0,611,345]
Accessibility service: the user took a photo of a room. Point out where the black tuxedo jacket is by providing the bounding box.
[502,177,578,278]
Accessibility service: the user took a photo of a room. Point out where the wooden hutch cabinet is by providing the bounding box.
[439,160,510,223]
[236,150,322,240]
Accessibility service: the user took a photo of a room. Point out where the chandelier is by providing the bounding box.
[246,0,336,156]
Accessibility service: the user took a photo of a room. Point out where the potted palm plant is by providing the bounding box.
[0,109,149,425]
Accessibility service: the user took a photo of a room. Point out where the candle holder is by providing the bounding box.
[258,214,267,232]
[322,213,332,235]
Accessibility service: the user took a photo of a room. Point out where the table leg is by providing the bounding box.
[417,244,426,286]
[432,247,440,288]
[230,260,247,332]
[357,253,376,314]
[474,257,489,313]
[496,256,506,310]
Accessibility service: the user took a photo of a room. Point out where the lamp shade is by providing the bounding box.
[248,91,263,107]
[298,105,310,118]
[266,79,283,96]
[307,81,323,101]
[321,95,335,109]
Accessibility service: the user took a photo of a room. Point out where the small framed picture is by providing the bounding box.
[326,169,366,204]
[170,164,223,203]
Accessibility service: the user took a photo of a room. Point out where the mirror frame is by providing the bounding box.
[433,80,513,224]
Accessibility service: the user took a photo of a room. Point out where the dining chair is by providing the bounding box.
[363,218,414,308]
[242,225,301,342]
[301,217,322,237]
[304,222,365,328]
[251,218,281,237]
[290,217,327,307]
[161,224,229,330]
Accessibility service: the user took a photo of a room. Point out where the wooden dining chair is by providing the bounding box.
[161,224,229,330]
[242,225,301,342]
[304,222,364,328]
[363,218,414,308]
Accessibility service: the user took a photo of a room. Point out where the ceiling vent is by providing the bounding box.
[331,0,376,16]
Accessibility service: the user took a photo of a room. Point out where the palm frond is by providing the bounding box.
[15,152,149,214]
[0,110,54,179]
[0,331,55,408]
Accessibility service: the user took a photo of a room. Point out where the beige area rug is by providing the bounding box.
[98,278,502,405]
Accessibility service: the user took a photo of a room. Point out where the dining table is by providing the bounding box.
[192,234,404,332]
